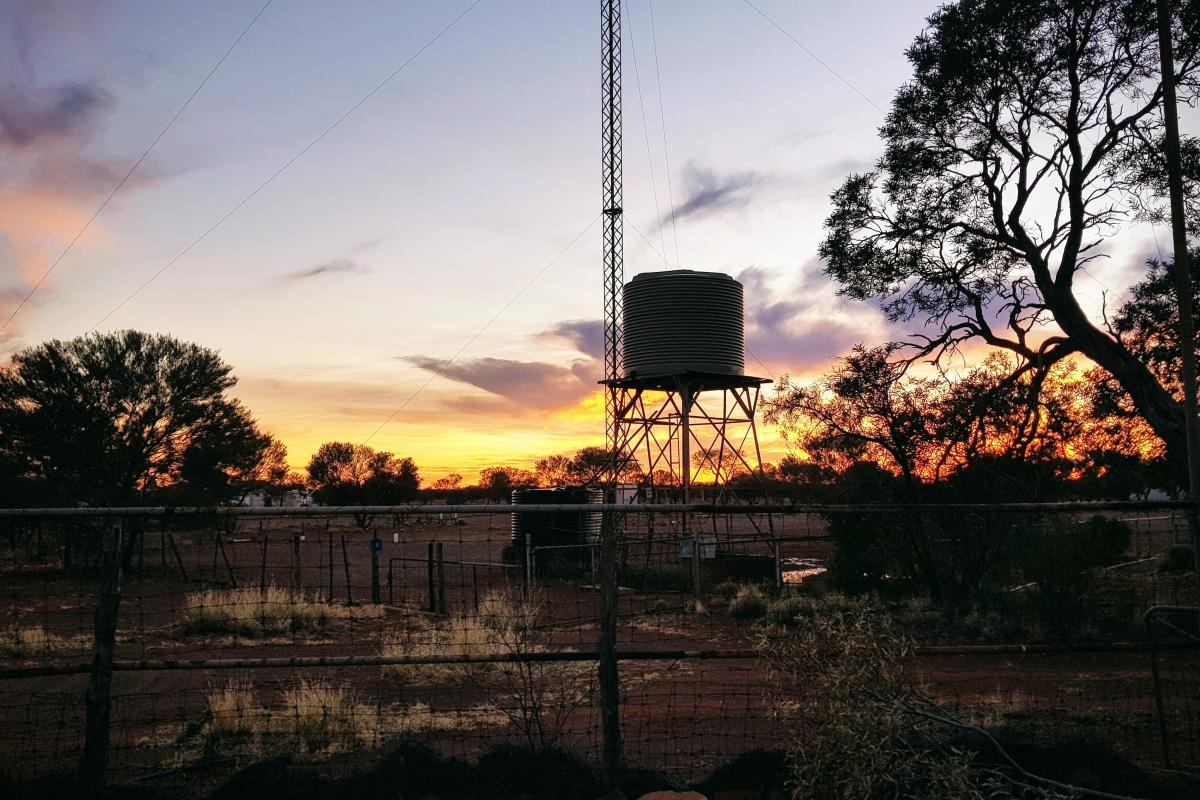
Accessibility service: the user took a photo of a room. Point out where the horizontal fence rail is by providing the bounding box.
[0,500,1196,517]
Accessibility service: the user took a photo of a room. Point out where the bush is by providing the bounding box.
[729,585,769,619]
[1021,516,1133,639]
[714,579,744,599]
[0,626,88,658]
[382,590,594,751]
[203,680,261,757]
[181,585,380,637]
[765,595,813,626]
[280,679,375,753]
[619,563,693,593]
[1159,544,1195,573]
[759,603,1070,799]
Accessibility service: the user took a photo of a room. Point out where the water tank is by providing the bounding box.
[510,487,604,555]
[622,270,744,377]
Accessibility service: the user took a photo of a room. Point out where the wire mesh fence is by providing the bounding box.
[1,502,1198,796]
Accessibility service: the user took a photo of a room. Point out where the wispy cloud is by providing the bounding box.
[281,257,369,283]
[403,355,594,409]
[659,161,773,228]
[535,318,604,361]
[737,263,884,377]
[0,82,112,149]
[0,78,169,343]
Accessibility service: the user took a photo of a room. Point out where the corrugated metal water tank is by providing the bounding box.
[622,269,745,377]
[510,487,604,552]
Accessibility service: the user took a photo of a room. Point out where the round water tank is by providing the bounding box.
[622,270,744,377]
[510,487,603,555]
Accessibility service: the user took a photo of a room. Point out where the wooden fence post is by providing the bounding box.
[426,542,436,612]
[371,538,381,605]
[291,534,301,598]
[80,519,124,800]
[259,536,269,596]
[435,542,446,614]
[598,509,622,790]
[340,535,353,606]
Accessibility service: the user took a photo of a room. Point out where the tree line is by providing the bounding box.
[0,330,643,508]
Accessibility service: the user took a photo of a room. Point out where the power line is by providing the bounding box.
[0,0,275,337]
[647,0,680,266]
[91,0,485,331]
[623,0,670,267]
[361,214,601,445]
[738,0,885,114]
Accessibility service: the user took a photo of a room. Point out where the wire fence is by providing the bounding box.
[1,502,1198,796]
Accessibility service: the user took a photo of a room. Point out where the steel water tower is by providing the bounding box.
[603,269,770,504]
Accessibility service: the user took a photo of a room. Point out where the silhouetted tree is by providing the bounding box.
[306,442,420,509]
[431,473,463,491]
[820,0,1200,483]
[478,466,536,501]
[0,330,270,507]
[533,454,572,487]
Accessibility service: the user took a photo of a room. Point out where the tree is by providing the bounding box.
[306,442,420,508]
[230,436,302,506]
[533,454,572,487]
[820,0,1200,482]
[431,473,463,491]
[0,330,270,507]
[691,445,751,482]
[764,347,1157,605]
[567,445,643,484]
[478,466,536,500]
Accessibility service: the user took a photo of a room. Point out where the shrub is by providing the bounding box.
[759,603,1069,799]
[713,580,743,599]
[729,585,769,619]
[280,679,375,753]
[203,680,261,757]
[382,589,594,751]
[765,595,809,626]
[1159,544,1195,573]
[1021,516,1133,639]
[619,563,693,593]
[181,585,380,637]
[0,626,88,658]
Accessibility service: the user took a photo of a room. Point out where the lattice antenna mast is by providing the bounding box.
[602,0,624,482]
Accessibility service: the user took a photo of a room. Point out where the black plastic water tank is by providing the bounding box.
[622,270,745,377]
[509,487,604,555]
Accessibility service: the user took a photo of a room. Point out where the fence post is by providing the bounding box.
[259,536,269,596]
[80,518,124,800]
[426,542,436,612]
[167,532,188,581]
[772,539,782,591]
[692,533,702,612]
[340,535,353,606]
[598,509,622,791]
[217,533,237,588]
[524,533,533,599]
[371,538,381,605]
[436,542,446,614]
[291,534,301,598]
[328,534,335,599]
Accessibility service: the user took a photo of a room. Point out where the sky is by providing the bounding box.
[0,0,1176,481]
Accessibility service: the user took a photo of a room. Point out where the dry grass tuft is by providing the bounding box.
[729,585,769,619]
[381,589,595,750]
[196,678,506,760]
[0,626,89,658]
[279,678,376,753]
[206,680,261,739]
[181,585,381,637]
